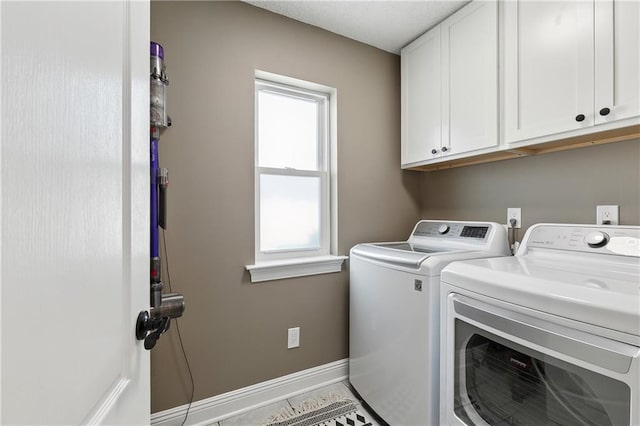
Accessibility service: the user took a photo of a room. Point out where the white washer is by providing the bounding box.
[349,220,510,426]
[440,223,640,426]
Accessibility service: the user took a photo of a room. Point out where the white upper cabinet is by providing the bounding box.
[442,1,498,156]
[401,26,441,165]
[594,0,639,125]
[504,1,594,142]
[401,1,498,167]
[504,0,639,144]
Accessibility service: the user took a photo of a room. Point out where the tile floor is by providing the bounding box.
[216,380,383,426]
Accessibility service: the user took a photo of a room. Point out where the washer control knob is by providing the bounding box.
[438,224,450,235]
[585,231,609,248]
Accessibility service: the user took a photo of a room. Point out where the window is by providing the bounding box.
[256,81,328,257]
[246,73,346,282]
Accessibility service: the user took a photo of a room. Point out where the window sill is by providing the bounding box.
[246,255,348,283]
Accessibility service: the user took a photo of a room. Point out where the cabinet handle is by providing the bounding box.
[431,149,438,155]
[575,114,586,122]
[599,107,611,116]
[442,146,449,153]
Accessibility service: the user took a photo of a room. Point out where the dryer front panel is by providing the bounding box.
[441,293,640,426]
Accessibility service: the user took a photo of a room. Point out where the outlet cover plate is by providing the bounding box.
[596,205,619,225]
[507,208,522,228]
[287,327,300,349]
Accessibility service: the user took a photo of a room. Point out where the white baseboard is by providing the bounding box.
[151,358,349,426]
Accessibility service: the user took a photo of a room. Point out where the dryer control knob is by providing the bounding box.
[438,224,450,235]
[585,231,609,248]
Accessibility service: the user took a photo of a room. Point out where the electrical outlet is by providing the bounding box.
[507,208,522,228]
[596,205,619,225]
[287,327,300,349]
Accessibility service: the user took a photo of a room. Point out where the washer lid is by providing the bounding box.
[351,243,447,269]
[441,253,640,337]
[373,242,444,254]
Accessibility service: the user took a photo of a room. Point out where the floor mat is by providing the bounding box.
[264,399,374,426]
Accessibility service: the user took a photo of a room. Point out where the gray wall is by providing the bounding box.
[150,1,422,413]
[150,0,640,414]
[420,139,640,230]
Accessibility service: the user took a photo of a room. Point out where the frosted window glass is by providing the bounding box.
[260,174,321,251]
[258,91,319,170]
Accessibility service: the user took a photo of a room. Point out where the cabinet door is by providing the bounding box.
[442,1,498,156]
[594,0,640,125]
[401,26,441,165]
[504,1,594,143]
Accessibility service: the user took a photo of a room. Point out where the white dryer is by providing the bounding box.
[349,220,510,426]
[440,223,640,426]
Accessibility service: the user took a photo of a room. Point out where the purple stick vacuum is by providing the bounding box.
[136,42,184,350]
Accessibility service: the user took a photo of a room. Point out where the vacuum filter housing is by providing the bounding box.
[150,42,169,128]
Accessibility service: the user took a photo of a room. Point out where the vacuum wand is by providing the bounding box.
[150,131,162,308]
[136,41,185,350]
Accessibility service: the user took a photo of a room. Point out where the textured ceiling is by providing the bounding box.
[244,0,471,54]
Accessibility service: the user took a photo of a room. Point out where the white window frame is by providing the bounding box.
[255,79,329,261]
[246,71,346,283]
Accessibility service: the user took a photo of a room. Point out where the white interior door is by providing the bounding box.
[1,1,150,424]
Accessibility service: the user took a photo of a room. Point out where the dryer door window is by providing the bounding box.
[453,319,631,426]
